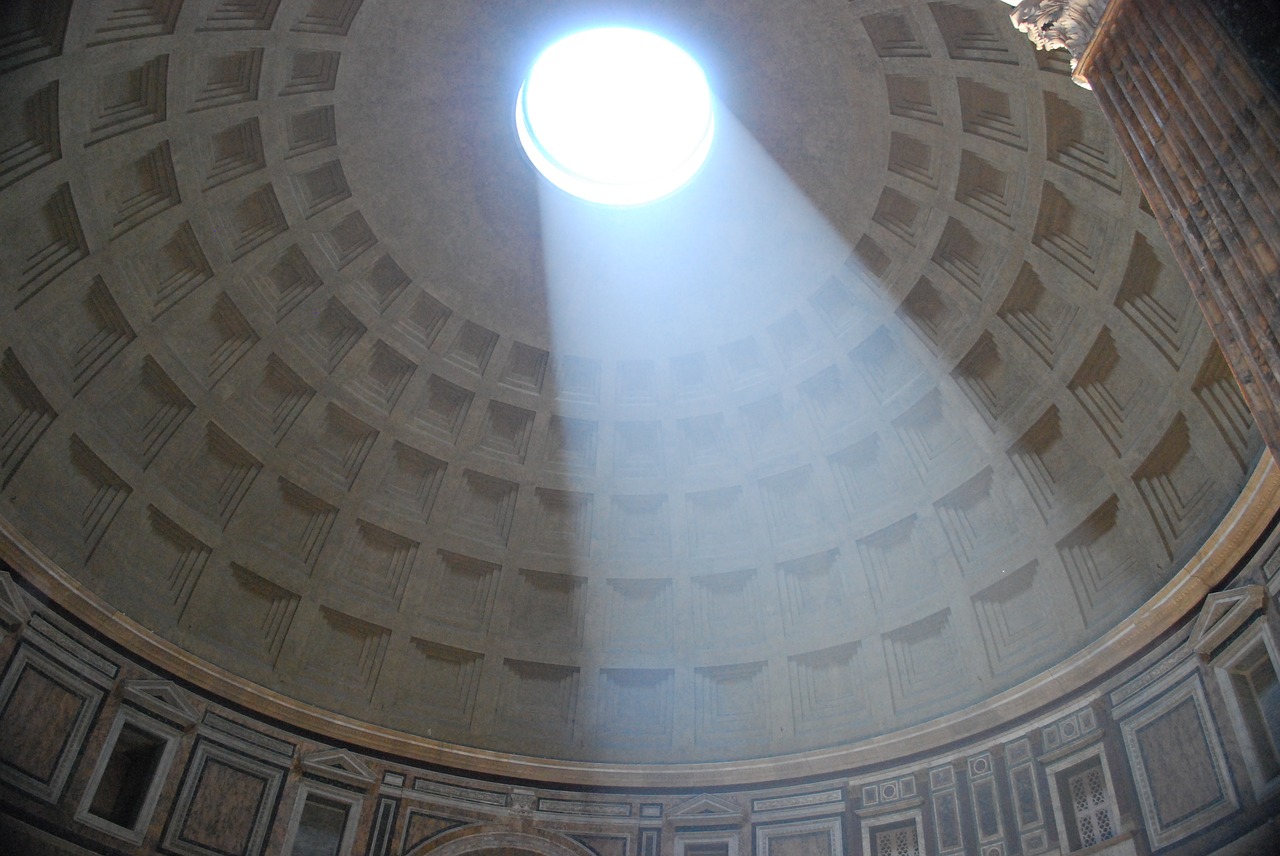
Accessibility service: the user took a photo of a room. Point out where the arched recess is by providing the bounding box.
[407,826,601,856]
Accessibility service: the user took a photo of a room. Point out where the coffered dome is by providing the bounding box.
[0,0,1261,773]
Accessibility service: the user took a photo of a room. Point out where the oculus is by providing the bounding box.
[516,27,715,205]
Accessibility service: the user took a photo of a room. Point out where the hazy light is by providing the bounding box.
[516,27,715,206]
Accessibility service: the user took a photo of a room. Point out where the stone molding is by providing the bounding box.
[0,569,30,630]
[1189,585,1268,656]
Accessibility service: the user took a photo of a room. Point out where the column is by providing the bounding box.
[1008,0,1280,458]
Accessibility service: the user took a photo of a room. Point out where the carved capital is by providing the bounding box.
[1005,0,1111,84]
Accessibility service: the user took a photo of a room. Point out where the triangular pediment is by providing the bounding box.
[0,570,31,631]
[670,793,742,823]
[122,679,199,725]
[1190,585,1267,656]
[302,748,376,786]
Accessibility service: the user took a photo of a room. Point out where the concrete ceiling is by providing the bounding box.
[0,0,1261,766]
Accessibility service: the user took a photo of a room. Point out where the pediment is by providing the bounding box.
[122,679,199,725]
[1190,585,1267,656]
[302,748,376,786]
[670,793,742,823]
[0,570,31,631]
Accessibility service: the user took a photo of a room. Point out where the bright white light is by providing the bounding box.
[516,27,715,206]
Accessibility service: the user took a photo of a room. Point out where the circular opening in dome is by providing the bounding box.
[516,27,715,206]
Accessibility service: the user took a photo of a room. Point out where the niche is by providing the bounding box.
[284,783,361,856]
[77,712,179,842]
[292,795,349,856]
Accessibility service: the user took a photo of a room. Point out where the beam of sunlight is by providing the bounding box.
[536,106,871,360]
[529,96,1055,762]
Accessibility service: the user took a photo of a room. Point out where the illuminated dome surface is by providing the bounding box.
[0,0,1263,775]
[516,27,715,205]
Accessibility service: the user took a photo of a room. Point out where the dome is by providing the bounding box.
[0,0,1264,782]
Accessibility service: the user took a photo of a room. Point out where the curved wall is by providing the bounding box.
[2,489,1280,855]
[4,1,1280,854]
